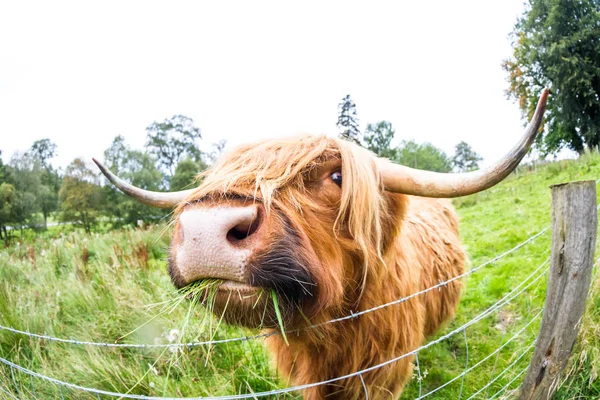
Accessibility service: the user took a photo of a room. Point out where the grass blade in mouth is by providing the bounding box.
[271,290,289,346]
[180,279,224,303]
[252,288,265,309]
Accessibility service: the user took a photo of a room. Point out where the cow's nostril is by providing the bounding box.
[227,215,261,244]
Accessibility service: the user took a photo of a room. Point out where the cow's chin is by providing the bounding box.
[191,281,299,329]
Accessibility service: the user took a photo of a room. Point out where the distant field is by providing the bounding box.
[1,154,599,399]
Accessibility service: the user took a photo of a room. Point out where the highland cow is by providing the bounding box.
[94,90,548,399]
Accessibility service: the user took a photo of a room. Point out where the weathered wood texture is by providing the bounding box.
[519,180,597,400]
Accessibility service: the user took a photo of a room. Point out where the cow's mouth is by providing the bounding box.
[217,280,258,292]
[182,278,261,300]
[180,277,287,329]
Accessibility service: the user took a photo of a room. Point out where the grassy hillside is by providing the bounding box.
[0,154,599,399]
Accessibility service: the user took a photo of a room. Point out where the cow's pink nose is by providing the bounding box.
[173,205,263,284]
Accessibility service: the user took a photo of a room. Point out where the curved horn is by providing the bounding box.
[378,88,549,198]
[92,158,195,208]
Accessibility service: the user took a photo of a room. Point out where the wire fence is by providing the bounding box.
[0,254,551,399]
[1,178,598,399]
[414,309,543,399]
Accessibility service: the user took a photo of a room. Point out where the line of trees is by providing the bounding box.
[337,96,482,173]
[0,115,224,241]
[0,140,62,239]
[1,100,483,241]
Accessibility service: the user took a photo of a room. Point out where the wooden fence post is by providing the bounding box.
[519,180,597,400]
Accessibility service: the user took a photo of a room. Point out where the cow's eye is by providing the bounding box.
[330,171,342,187]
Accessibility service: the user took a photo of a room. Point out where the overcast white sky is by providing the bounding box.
[1,0,560,170]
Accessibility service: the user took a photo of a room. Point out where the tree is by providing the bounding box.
[28,139,60,227]
[7,152,43,230]
[394,140,452,172]
[363,121,397,159]
[170,159,203,191]
[337,95,361,144]
[503,0,600,155]
[0,146,60,234]
[103,136,166,225]
[0,183,15,241]
[10,191,39,233]
[59,158,104,234]
[145,115,203,183]
[103,135,129,173]
[452,141,483,172]
[28,139,57,169]
[37,184,58,228]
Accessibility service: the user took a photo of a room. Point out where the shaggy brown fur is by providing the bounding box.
[266,197,464,399]
[171,135,465,399]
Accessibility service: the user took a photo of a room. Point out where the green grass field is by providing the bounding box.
[1,154,599,399]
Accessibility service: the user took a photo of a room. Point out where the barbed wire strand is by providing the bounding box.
[415,308,542,399]
[0,257,550,400]
[0,226,551,349]
[465,340,536,400]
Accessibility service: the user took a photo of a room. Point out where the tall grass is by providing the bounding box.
[0,228,286,398]
[0,153,599,399]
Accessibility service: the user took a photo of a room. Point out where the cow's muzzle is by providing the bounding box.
[169,204,264,289]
